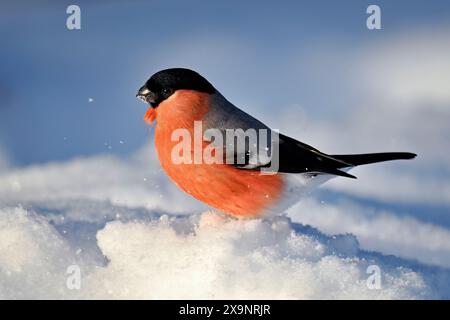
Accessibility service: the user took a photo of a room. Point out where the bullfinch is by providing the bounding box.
[136,68,416,218]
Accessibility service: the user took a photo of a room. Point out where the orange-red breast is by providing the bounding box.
[137,68,416,218]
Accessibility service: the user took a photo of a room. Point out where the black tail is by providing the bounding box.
[330,152,417,167]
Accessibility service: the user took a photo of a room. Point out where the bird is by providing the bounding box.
[136,68,416,218]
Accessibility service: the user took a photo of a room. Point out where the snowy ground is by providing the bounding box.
[1,147,450,299]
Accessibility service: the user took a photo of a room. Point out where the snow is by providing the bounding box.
[1,206,449,299]
[1,147,450,299]
[289,198,450,268]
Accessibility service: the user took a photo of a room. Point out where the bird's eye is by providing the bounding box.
[162,88,173,97]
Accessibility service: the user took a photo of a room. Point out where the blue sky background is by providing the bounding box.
[0,0,449,164]
[1,0,450,270]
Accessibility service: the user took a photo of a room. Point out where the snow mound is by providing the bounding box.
[1,207,449,299]
[1,150,450,299]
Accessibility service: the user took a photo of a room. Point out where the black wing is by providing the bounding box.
[268,133,357,178]
[232,133,416,179]
[231,133,356,178]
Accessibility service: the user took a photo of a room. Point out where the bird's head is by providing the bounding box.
[136,68,216,108]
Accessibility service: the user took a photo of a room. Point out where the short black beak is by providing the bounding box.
[136,85,156,104]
